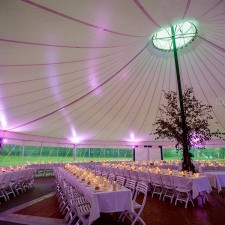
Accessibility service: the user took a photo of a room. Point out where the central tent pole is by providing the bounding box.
[171,26,189,170]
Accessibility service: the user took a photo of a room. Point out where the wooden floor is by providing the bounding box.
[0,177,225,225]
[15,195,63,219]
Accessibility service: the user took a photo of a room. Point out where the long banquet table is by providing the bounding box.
[58,168,133,224]
[136,170,212,199]
[203,171,225,193]
[96,166,212,200]
[141,170,212,199]
[0,168,34,182]
[189,176,212,199]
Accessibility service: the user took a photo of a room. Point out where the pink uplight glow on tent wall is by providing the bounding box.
[69,128,82,144]
[0,113,7,129]
[46,49,74,127]
[68,127,94,144]
[191,136,202,148]
[69,136,80,144]
[69,133,87,144]
[86,9,110,97]
[130,132,135,140]
[87,61,102,96]
[91,6,109,44]
[126,131,141,143]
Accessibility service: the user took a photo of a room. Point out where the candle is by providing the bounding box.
[113,181,117,191]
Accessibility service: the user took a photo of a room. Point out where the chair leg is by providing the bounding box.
[75,219,81,225]
[0,190,8,201]
[64,209,70,221]
[175,192,179,205]
[199,191,208,204]
[118,211,126,223]
[131,211,146,225]
[185,196,189,208]
[138,216,146,225]
[170,193,174,204]
[3,191,10,200]
[189,196,194,207]
[68,213,77,225]
[163,189,167,201]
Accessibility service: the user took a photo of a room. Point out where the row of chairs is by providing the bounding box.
[27,164,55,177]
[54,168,92,225]
[94,169,196,209]
[54,168,148,225]
[0,169,35,204]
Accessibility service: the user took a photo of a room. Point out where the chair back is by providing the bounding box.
[118,169,124,177]
[134,182,148,199]
[150,173,162,185]
[138,171,147,182]
[74,196,90,225]
[125,179,136,197]
[2,173,12,188]
[161,174,173,188]
[172,176,191,190]
[130,170,138,181]
[116,176,126,186]
[123,169,130,179]
[101,172,108,178]
[108,173,116,182]
[133,182,148,214]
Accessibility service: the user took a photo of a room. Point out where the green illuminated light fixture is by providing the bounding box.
[152,21,197,51]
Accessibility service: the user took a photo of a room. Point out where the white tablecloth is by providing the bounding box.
[189,176,212,199]
[135,170,212,199]
[58,168,133,224]
[199,166,225,173]
[0,168,33,182]
[203,172,225,193]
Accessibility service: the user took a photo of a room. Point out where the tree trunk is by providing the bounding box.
[182,145,189,171]
[182,144,195,172]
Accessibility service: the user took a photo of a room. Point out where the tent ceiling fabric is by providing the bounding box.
[0,0,225,145]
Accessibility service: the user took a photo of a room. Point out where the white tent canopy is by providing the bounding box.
[0,0,225,147]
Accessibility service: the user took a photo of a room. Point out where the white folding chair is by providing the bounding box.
[37,164,46,177]
[137,171,147,183]
[160,174,175,203]
[63,184,89,225]
[118,168,124,177]
[26,169,35,189]
[108,173,116,182]
[73,194,91,225]
[0,173,12,201]
[172,176,194,208]
[125,179,137,198]
[116,176,126,186]
[123,169,131,179]
[130,170,139,181]
[101,172,109,179]
[150,173,163,199]
[121,182,148,225]
[6,171,18,198]
[45,164,53,177]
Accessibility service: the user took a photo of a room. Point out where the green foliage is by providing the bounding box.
[0,144,132,166]
[153,86,223,151]
[163,148,225,161]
